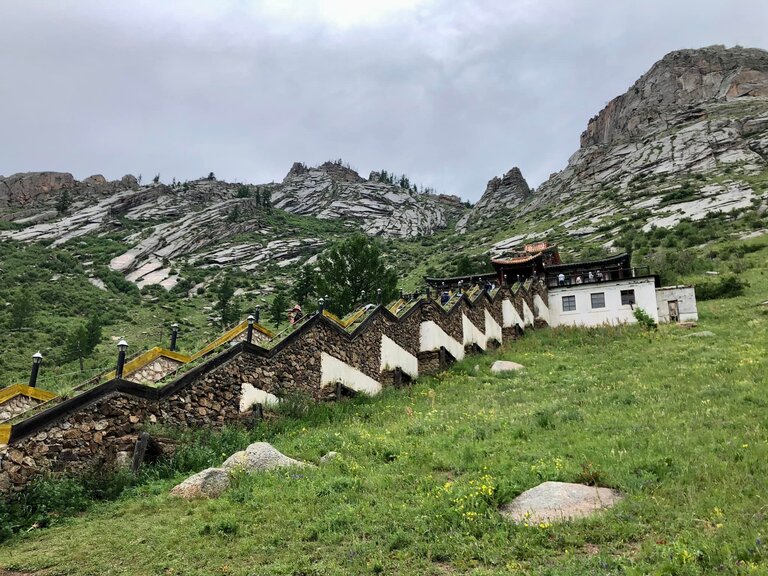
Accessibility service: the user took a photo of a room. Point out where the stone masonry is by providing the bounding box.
[0,282,545,492]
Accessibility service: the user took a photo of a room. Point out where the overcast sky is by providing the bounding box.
[1,1,766,200]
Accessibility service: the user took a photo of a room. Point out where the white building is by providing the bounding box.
[490,247,699,329]
[548,276,659,328]
[656,286,698,323]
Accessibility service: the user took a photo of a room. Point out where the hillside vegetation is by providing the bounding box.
[1,239,765,575]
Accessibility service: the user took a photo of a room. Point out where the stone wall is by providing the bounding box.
[126,356,184,385]
[0,396,41,423]
[0,282,546,492]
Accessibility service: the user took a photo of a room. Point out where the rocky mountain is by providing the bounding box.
[531,45,767,233]
[0,177,326,289]
[0,161,466,290]
[2,45,767,295]
[0,172,138,220]
[467,45,768,253]
[273,161,465,237]
[456,167,531,232]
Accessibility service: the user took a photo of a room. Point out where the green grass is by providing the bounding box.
[1,246,766,575]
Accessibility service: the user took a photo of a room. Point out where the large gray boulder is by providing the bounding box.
[490,360,525,373]
[500,481,622,523]
[170,443,309,499]
[221,442,308,472]
[170,467,230,499]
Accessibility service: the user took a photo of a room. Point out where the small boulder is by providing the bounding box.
[170,467,230,499]
[500,481,621,523]
[491,360,524,373]
[319,451,338,464]
[222,442,308,472]
[685,331,715,338]
[83,174,107,186]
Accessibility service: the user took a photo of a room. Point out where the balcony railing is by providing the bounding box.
[546,266,651,288]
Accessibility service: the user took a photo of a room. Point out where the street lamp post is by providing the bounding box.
[169,323,179,352]
[246,315,255,343]
[28,351,43,388]
[116,339,128,380]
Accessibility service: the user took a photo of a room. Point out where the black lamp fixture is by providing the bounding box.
[28,351,43,388]
[116,339,128,379]
[170,323,179,352]
[246,315,255,343]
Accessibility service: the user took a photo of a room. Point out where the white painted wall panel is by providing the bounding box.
[484,310,503,345]
[534,294,550,325]
[502,299,523,328]
[419,321,466,361]
[522,302,535,327]
[380,334,419,379]
[321,352,382,396]
[462,313,487,350]
[240,384,280,412]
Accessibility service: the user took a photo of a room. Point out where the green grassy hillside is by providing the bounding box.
[1,241,765,575]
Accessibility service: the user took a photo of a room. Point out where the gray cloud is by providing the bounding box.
[1,0,766,199]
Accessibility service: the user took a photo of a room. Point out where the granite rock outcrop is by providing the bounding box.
[273,161,465,237]
[480,45,768,249]
[457,167,531,232]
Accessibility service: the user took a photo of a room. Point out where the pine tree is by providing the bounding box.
[64,316,102,372]
[270,291,289,327]
[291,265,317,307]
[215,276,240,327]
[55,190,71,214]
[314,235,398,315]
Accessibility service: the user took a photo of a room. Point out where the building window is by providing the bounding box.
[621,289,636,306]
[590,292,606,309]
[562,295,576,312]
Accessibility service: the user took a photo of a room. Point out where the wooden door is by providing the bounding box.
[668,300,680,322]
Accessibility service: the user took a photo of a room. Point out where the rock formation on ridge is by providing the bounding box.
[456,167,531,232]
[483,44,768,251]
[273,160,464,237]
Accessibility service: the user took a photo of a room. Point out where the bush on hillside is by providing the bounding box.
[695,275,749,300]
[633,307,657,332]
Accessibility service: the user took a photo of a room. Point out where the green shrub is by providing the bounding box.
[695,275,749,300]
[633,307,658,332]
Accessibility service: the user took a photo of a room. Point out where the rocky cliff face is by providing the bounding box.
[581,45,768,148]
[456,167,531,232]
[0,172,138,215]
[1,177,326,289]
[272,161,464,237]
[511,45,768,243]
[1,160,462,289]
